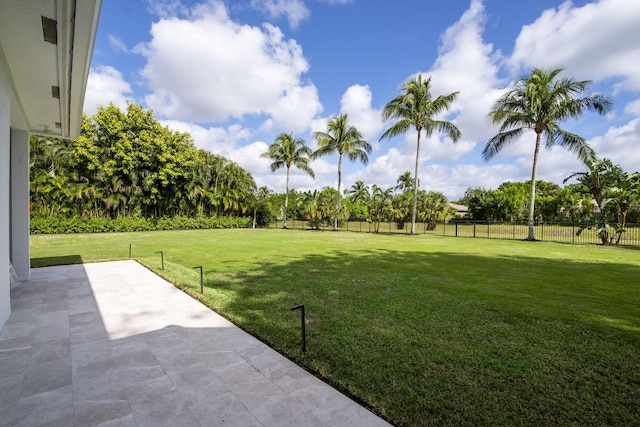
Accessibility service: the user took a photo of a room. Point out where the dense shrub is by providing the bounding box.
[30,216,252,234]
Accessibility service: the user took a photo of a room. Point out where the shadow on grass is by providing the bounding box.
[179,249,640,426]
[31,254,83,268]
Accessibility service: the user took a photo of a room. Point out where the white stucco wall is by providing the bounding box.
[10,128,30,282]
[0,58,12,329]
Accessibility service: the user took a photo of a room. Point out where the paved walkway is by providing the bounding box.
[0,260,391,426]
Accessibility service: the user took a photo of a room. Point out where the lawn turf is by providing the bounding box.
[31,229,640,426]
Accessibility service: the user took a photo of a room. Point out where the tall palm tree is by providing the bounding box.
[261,132,315,228]
[380,75,461,234]
[312,114,371,231]
[484,68,612,240]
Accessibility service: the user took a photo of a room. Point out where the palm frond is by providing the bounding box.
[482,128,525,161]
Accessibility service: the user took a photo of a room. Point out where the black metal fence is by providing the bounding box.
[441,220,640,246]
[267,218,640,247]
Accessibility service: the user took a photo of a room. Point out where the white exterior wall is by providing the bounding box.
[0,58,12,329]
[11,128,30,281]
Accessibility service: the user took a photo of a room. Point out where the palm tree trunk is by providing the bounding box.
[283,167,290,228]
[334,154,343,231]
[411,132,421,235]
[252,207,257,229]
[527,133,542,241]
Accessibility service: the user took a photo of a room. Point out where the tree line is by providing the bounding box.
[30,103,256,219]
[253,178,453,232]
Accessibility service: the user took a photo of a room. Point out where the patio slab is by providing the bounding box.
[0,260,391,426]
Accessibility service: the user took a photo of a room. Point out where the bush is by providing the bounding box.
[30,215,252,234]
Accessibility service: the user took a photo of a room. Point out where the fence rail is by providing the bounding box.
[267,218,640,247]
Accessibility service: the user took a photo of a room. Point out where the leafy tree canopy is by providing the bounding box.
[31,102,255,219]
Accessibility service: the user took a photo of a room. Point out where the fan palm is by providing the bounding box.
[261,132,315,228]
[484,68,612,240]
[312,114,371,231]
[380,75,461,234]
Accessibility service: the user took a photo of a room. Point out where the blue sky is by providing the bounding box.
[85,0,640,200]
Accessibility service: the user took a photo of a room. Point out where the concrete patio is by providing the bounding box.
[0,260,391,426]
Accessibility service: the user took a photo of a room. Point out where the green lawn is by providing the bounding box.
[31,229,640,426]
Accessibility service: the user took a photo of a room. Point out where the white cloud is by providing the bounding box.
[424,136,477,162]
[83,66,133,115]
[108,35,129,53]
[147,0,189,19]
[590,119,640,172]
[252,0,310,29]
[160,120,252,158]
[424,0,504,143]
[264,84,323,133]
[509,0,640,91]
[624,98,640,116]
[339,84,383,143]
[139,1,321,128]
[386,0,500,168]
[355,148,416,191]
[229,141,273,175]
[352,0,498,197]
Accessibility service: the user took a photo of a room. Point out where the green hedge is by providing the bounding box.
[30,216,252,234]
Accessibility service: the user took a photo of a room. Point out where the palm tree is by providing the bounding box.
[369,185,394,233]
[346,180,370,205]
[395,171,415,193]
[252,186,273,228]
[380,75,461,235]
[312,114,371,231]
[261,132,315,228]
[484,68,612,240]
[417,190,452,230]
[566,158,639,244]
[564,157,618,212]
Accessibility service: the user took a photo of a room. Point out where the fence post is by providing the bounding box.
[473,222,476,238]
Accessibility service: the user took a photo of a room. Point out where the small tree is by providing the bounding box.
[565,158,639,245]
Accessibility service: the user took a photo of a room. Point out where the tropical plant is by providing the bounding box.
[312,114,371,231]
[260,132,315,228]
[369,185,394,232]
[346,180,370,205]
[30,103,257,220]
[345,180,370,219]
[395,171,415,193]
[380,75,461,234]
[417,190,453,230]
[252,186,273,228]
[566,158,640,244]
[484,68,612,240]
